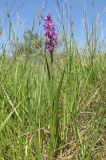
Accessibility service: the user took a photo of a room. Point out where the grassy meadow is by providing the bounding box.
[0,0,106,159]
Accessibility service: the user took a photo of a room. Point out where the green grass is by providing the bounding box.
[0,52,106,159]
[0,0,106,159]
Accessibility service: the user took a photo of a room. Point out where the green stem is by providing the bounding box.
[50,52,53,64]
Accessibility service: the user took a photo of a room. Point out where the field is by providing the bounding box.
[0,0,106,159]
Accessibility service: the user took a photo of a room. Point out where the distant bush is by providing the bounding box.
[14,30,43,55]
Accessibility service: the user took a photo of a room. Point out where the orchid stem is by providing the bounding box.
[50,52,53,64]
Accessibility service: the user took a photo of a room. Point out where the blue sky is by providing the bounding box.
[0,0,106,50]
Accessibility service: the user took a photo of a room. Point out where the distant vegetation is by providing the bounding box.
[14,30,43,55]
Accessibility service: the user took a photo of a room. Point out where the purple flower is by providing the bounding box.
[43,14,57,54]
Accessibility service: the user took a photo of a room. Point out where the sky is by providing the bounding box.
[0,0,106,50]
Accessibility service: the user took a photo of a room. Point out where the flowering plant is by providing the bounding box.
[44,14,57,62]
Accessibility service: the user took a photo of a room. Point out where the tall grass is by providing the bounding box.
[0,0,106,159]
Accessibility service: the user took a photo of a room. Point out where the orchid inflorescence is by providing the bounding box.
[43,14,57,54]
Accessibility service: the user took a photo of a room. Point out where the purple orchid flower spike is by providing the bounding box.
[43,14,57,63]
